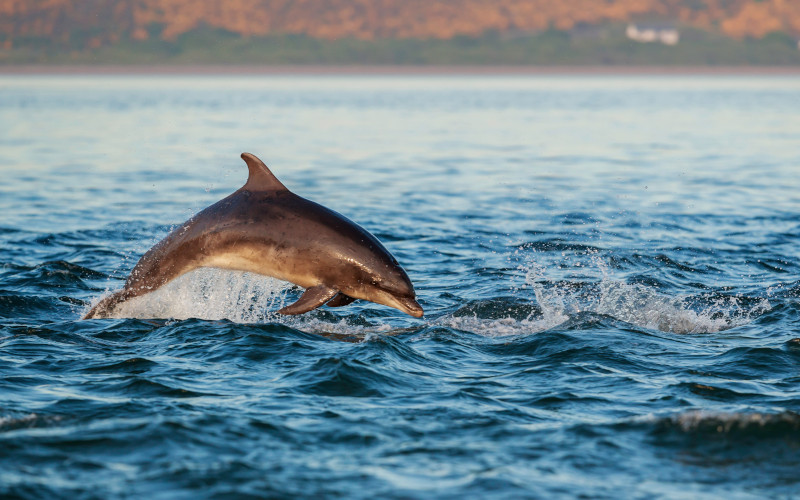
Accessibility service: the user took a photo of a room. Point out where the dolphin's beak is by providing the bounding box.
[396,296,424,318]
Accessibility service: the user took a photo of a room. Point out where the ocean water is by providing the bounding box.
[1,73,800,499]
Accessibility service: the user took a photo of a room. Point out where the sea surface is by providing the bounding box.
[1,73,799,499]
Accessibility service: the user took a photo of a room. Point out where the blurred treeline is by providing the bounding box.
[1,0,799,65]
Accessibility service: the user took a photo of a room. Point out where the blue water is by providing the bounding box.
[1,73,800,498]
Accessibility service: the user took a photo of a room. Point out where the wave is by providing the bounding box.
[649,410,800,441]
[3,260,104,291]
[436,282,769,338]
[517,252,771,335]
[0,412,63,432]
[83,250,772,337]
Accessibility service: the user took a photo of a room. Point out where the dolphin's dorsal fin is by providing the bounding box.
[241,152,288,192]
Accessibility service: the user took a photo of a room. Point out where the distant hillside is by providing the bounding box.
[1,0,799,65]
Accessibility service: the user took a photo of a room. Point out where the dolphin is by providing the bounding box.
[83,153,423,319]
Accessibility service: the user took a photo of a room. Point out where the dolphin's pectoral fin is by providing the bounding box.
[277,285,338,315]
[326,293,357,308]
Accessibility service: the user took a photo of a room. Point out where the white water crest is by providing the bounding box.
[642,410,800,433]
[89,268,397,336]
[439,251,771,337]
[525,254,770,334]
[436,315,567,338]
[98,268,292,324]
[90,252,770,336]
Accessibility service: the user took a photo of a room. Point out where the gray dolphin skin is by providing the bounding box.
[83,153,423,319]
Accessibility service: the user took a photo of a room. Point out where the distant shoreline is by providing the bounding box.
[1,65,799,76]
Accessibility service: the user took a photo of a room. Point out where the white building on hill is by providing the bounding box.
[626,23,680,46]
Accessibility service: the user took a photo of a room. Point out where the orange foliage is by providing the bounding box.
[1,0,798,47]
[721,1,786,38]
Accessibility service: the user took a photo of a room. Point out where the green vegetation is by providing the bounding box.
[1,24,799,66]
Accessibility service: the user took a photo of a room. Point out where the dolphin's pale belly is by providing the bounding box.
[199,243,320,290]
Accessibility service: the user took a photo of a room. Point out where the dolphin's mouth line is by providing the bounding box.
[394,296,424,318]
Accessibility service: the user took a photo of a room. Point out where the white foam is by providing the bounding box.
[288,317,396,338]
[657,410,800,432]
[437,251,770,337]
[90,268,397,337]
[436,312,568,338]
[0,412,61,430]
[591,280,769,334]
[527,254,769,334]
[89,252,770,337]
[0,413,38,428]
[104,268,292,323]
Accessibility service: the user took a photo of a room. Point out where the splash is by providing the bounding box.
[438,311,568,339]
[89,268,398,337]
[439,251,770,337]
[524,254,770,334]
[589,280,768,334]
[102,268,292,323]
[289,317,396,339]
[89,252,770,337]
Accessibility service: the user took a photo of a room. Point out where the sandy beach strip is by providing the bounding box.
[1,64,799,76]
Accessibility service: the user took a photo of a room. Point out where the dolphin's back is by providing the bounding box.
[123,188,397,294]
[122,189,253,292]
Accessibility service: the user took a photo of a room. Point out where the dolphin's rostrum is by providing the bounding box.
[83,153,423,319]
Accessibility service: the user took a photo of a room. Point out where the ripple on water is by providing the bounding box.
[2,75,800,499]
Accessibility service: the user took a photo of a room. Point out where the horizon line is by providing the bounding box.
[1,64,800,76]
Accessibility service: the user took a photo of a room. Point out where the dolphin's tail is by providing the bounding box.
[82,290,130,320]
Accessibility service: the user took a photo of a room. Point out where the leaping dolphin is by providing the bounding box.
[83,153,423,319]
